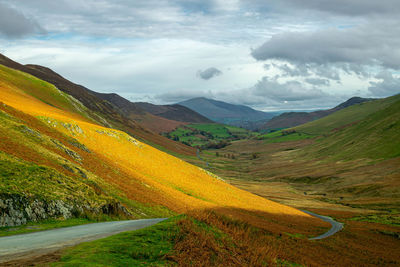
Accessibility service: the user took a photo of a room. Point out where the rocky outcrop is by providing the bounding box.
[0,194,130,227]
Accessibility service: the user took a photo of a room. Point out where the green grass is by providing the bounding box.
[258,130,314,143]
[0,64,94,123]
[188,123,232,138]
[0,151,104,202]
[0,218,96,237]
[52,218,179,267]
[295,94,400,135]
[349,212,400,226]
[284,232,306,239]
[299,96,400,161]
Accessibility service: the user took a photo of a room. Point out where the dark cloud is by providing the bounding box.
[197,67,222,80]
[0,2,44,38]
[276,0,400,17]
[272,63,311,77]
[246,0,400,17]
[251,21,400,70]
[252,76,326,101]
[368,71,400,97]
[155,90,214,103]
[305,78,330,86]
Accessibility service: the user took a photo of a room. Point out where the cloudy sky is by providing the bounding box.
[0,0,399,111]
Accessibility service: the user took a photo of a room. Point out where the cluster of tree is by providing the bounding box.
[281,129,297,136]
[203,140,231,149]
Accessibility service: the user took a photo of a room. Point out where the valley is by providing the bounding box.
[1,1,399,266]
[0,54,399,266]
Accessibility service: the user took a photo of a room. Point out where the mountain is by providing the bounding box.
[0,53,194,155]
[90,92,192,133]
[0,61,323,255]
[178,97,276,128]
[135,102,212,124]
[261,97,374,131]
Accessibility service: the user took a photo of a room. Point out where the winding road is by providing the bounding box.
[301,210,343,240]
[0,218,167,263]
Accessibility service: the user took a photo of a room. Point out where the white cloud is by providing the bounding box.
[1,0,398,111]
[369,71,400,97]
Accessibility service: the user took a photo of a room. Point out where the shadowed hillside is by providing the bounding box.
[90,92,190,133]
[136,102,212,123]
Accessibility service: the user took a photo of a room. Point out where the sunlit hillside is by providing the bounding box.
[294,94,400,160]
[0,54,196,157]
[0,64,325,232]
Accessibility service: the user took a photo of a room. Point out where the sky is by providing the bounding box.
[0,0,399,111]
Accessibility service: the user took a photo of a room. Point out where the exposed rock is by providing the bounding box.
[68,139,91,153]
[18,125,42,138]
[51,139,82,161]
[0,194,130,227]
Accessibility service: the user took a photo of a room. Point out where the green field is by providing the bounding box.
[165,123,253,148]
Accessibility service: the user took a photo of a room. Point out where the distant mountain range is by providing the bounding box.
[261,97,375,131]
[178,97,278,128]
[135,102,212,124]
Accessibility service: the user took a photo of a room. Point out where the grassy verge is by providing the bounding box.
[52,217,179,267]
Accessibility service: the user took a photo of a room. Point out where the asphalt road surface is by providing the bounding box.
[301,210,343,240]
[0,218,167,263]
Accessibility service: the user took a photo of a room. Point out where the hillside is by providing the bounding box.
[295,94,399,136]
[259,94,400,160]
[296,94,400,161]
[136,102,212,124]
[0,54,194,156]
[2,62,399,266]
[178,97,276,128]
[203,93,400,211]
[262,97,374,131]
[0,62,324,232]
[182,93,400,266]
